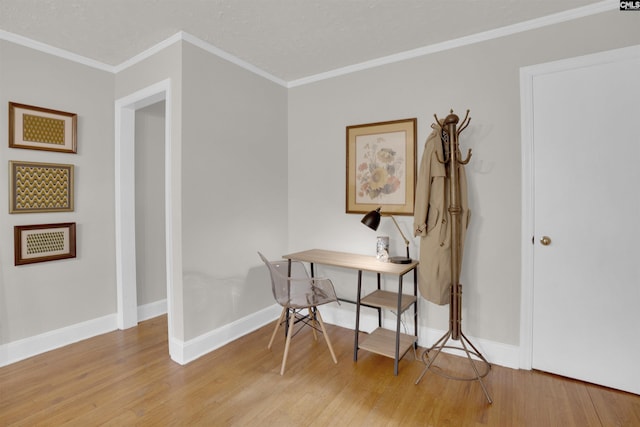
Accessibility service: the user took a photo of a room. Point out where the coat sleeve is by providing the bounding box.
[413,129,438,237]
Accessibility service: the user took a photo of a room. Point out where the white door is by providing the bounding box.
[530,49,640,394]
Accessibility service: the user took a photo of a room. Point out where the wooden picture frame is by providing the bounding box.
[9,102,77,153]
[14,222,77,265]
[346,118,417,215]
[9,160,74,213]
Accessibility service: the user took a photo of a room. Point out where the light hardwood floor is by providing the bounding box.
[1,315,638,426]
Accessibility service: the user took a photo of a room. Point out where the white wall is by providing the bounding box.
[287,10,640,351]
[181,42,288,340]
[0,41,115,345]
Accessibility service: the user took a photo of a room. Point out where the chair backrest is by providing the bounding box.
[258,252,309,306]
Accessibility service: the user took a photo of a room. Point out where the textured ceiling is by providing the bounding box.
[0,0,606,81]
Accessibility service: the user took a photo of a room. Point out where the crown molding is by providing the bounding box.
[287,0,618,87]
[112,31,287,87]
[112,32,183,74]
[179,32,287,87]
[0,29,116,72]
[0,1,617,88]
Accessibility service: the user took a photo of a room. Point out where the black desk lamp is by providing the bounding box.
[361,207,412,264]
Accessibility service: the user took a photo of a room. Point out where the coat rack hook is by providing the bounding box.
[457,110,471,135]
[458,149,472,165]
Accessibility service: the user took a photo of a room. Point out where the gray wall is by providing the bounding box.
[181,42,288,340]
[0,40,115,342]
[135,101,167,306]
[287,10,640,347]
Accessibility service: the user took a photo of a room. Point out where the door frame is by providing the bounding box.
[519,44,640,369]
[115,79,178,357]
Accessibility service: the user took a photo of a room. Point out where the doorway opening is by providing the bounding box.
[115,79,177,360]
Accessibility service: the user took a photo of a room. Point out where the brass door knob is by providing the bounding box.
[540,236,552,246]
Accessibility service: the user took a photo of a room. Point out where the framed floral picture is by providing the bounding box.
[346,118,417,215]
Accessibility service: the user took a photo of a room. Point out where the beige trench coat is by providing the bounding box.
[413,126,470,305]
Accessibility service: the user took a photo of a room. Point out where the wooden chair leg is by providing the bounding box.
[315,309,337,364]
[280,309,296,375]
[268,307,287,350]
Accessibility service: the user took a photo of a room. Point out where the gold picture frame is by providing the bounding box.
[14,222,76,265]
[9,160,74,213]
[9,102,77,153]
[346,118,417,215]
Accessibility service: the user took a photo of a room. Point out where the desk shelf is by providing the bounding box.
[359,328,417,359]
[361,290,417,312]
[354,269,418,376]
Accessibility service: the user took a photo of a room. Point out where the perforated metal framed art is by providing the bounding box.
[9,160,74,213]
[9,102,77,153]
[14,222,76,265]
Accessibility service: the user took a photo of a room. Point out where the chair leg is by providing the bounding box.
[268,307,287,350]
[309,307,318,341]
[280,308,296,375]
[315,309,337,364]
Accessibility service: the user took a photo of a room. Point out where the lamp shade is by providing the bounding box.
[361,207,381,231]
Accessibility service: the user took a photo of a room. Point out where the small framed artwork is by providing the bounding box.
[346,118,417,215]
[9,102,77,153]
[9,160,74,213]
[14,222,77,265]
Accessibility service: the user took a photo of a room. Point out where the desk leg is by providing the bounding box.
[414,267,418,349]
[354,270,363,362]
[377,273,382,327]
[394,274,404,376]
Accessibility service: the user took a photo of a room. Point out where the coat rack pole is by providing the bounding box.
[415,110,492,404]
[444,112,463,341]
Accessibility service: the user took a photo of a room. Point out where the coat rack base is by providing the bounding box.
[415,330,493,404]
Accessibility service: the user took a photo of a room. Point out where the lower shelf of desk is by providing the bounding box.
[359,327,417,359]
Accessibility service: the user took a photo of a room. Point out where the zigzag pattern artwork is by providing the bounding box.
[11,162,73,212]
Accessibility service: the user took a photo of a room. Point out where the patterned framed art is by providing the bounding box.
[9,160,74,213]
[9,102,77,153]
[14,222,76,265]
[346,118,417,215]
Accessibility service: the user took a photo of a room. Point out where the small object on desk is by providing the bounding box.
[376,235,389,262]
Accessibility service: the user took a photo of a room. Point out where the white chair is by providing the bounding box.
[258,252,339,375]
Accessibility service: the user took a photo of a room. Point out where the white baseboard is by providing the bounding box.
[0,300,519,371]
[172,304,282,365]
[138,299,168,321]
[0,314,118,368]
[0,299,168,368]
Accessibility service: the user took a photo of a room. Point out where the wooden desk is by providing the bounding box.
[283,249,418,375]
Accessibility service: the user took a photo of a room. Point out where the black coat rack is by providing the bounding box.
[414,110,492,404]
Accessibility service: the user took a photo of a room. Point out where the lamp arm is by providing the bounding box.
[389,215,410,248]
